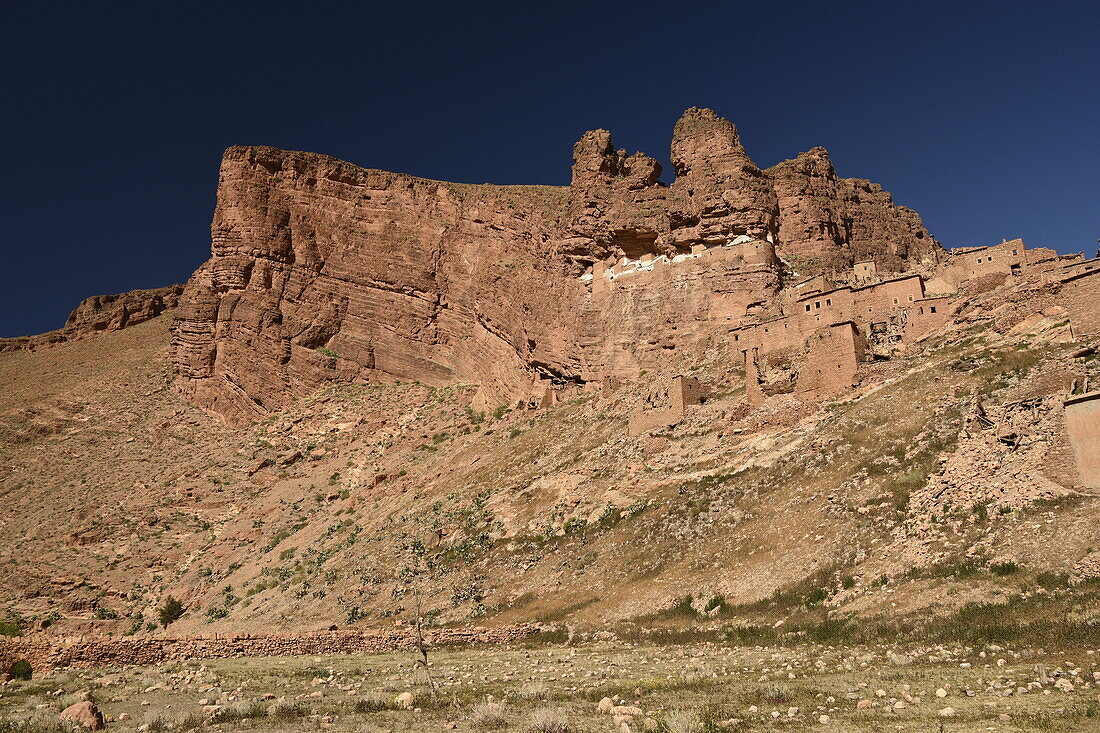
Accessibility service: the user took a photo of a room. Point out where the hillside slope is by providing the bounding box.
[2,276,1098,642]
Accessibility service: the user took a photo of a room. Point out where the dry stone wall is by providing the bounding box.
[1,625,536,674]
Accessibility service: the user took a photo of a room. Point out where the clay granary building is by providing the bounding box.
[729,235,1098,401]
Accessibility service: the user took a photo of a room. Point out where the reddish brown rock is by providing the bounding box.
[767,147,938,274]
[59,700,104,730]
[667,106,779,249]
[171,108,938,424]
[65,285,182,336]
[1,284,182,353]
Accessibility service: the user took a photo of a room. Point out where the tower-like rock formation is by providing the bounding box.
[667,107,780,249]
[768,147,938,274]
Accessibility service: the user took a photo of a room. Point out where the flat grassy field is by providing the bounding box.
[2,641,1098,731]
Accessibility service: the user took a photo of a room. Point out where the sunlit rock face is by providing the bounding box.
[767,146,939,274]
[172,109,938,423]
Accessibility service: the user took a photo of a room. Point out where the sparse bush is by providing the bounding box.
[158,596,184,627]
[516,682,548,701]
[657,710,702,733]
[990,561,1020,576]
[0,710,67,732]
[1035,571,1070,589]
[804,586,829,607]
[9,659,32,680]
[93,606,118,620]
[664,595,698,618]
[267,699,304,720]
[562,517,587,534]
[205,606,229,620]
[217,701,267,722]
[0,619,23,636]
[525,708,571,733]
[353,691,391,712]
[316,346,340,359]
[470,700,509,729]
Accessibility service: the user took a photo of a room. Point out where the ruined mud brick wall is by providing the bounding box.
[742,347,766,407]
[627,375,703,436]
[0,625,537,674]
[729,316,804,357]
[1048,257,1100,282]
[0,285,183,353]
[796,322,866,395]
[928,239,1078,295]
[172,108,940,424]
[1064,391,1100,489]
[1056,269,1100,338]
[934,240,1026,291]
[794,275,926,333]
[903,295,955,342]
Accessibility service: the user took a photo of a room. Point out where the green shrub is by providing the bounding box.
[94,606,118,620]
[0,620,23,637]
[158,596,184,628]
[804,586,829,607]
[9,659,32,680]
[990,561,1020,576]
[316,347,340,359]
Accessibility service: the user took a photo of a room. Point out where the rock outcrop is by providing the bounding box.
[767,147,938,273]
[1,284,183,353]
[172,108,939,423]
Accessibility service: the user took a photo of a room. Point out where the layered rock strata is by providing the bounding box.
[172,108,940,423]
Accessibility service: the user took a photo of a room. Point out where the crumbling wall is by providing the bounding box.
[627,375,704,435]
[1057,269,1100,337]
[904,295,954,342]
[796,322,866,396]
[1065,391,1100,489]
[742,347,765,406]
[0,625,537,673]
[730,316,804,356]
[913,396,1079,516]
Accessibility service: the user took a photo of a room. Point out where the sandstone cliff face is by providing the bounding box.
[0,284,182,353]
[767,147,939,273]
[173,109,938,423]
[65,285,183,335]
[667,107,779,249]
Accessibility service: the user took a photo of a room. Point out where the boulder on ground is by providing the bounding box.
[59,700,104,730]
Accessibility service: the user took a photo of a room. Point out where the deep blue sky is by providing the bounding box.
[2,1,1097,337]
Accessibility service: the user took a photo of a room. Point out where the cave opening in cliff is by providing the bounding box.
[610,228,659,259]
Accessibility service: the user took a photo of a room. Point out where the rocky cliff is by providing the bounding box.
[1,284,182,353]
[172,108,940,423]
[767,147,939,273]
